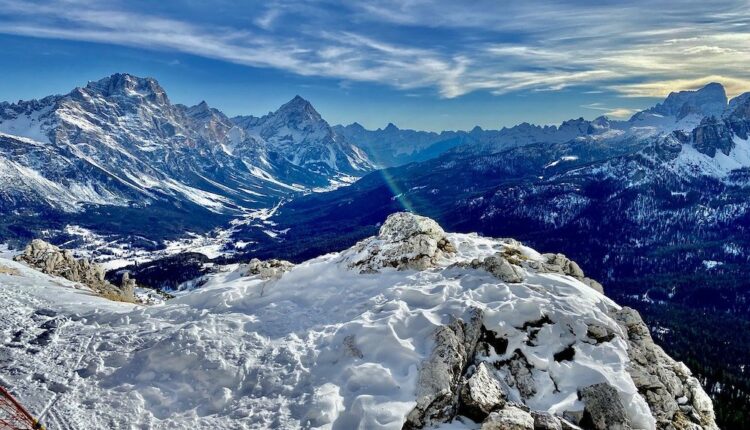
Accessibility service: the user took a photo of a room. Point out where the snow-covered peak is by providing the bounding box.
[233,95,373,175]
[726,91,750,120]
[0,213,717,429]
[639,82,727,120]
[384,122,400,132]
[84,73,169,104]
[272,95,324,124]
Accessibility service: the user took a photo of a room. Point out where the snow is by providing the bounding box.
[670,136,750,178]
[0,226,655,429]
[0,105,53,143]
[702,260,723,269]
[544,155,579,169]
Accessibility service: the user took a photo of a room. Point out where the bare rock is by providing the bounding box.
[611,307,719,430]
[506,350,537,401]
[531,411,562,430]
[481,406,534,430]
[578,383,632,430]
[14,239,133,302]
[241,258,294,279]
[404,308,484,429]
[344,212,456,273]
[483,253,524,283]
[459,362,506,421]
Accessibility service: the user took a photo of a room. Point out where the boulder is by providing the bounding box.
[531,411,562,430]
[578,383,632,430]
[459,362,506,421]
[481,406,534,430]
[482,254,524,283]
[241,258,293,279]
[343,212,456,273]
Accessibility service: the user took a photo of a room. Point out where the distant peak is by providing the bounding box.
[272,94,323,123]
[278,95,316,112]
[700,82,725,92]
[84,72,167,102]
[643,81,728,119]
[384,122,399,131]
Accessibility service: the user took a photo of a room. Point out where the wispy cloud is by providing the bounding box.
[581,103,637,118]
[1,0,750,99]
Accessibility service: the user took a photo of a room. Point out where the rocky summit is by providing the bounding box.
[0,213,718,429]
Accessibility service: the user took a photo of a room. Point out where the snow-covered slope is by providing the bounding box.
[0,73,373,244]
[233,96,371,177]
[0,213,717,430]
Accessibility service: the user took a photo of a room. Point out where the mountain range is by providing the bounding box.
[2,73,750,428]
[216,80,750,429]
[0,73,372,245]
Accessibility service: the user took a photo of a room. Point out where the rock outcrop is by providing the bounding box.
[14,239,134,302]
[578,383,632,430]
[459,362,506,421]
[529,253,604,294]
[404,308,483,429]
[481,406,535,430]
[612,307,719,430]
[240,258,294,279]
[344,212,456,273]
[403,306,718,430]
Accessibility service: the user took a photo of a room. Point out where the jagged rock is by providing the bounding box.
[527,253,605,294]
[459,362,506,421]
[240,258,294,279]
[344,212,456,273]
[586,321,617,344]
[531,411,562,430]
[506,350,537,401]
[14,239,133,302]
[559,416,584,430]
[578,383,632,430]
[482,253,524,283]
[611,307,719,430]
[562,410,584,427]
[481,406,534,430]
[582,278,604,294]
[404,308,484,429]
[693,117,735,157]
[542,253,585,278]
[120,272,136,298]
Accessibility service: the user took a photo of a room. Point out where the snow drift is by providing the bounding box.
[0,213,716,429]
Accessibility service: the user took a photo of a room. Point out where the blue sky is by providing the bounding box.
[1,0,749,131]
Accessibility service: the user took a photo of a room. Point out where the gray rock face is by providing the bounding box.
[612,307,719,430]
[345,212,456,273]
[14,239,134,301]
[481,406,535,430]
[578,383,632,430]
[240,258,294,279]
[459,362,506,421]
[482,254,524,283]
[506,350,537,401]
[531,411,563,430]
[403,308,483,429]
[529,253,603,294]
[693,117,735,157]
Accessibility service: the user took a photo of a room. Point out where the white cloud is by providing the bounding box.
[581,103,636,118]
[611,75,750,98]
[1,0,750,99]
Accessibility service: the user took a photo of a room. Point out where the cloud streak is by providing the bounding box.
[1,0,750,99]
